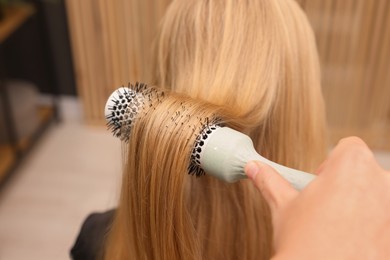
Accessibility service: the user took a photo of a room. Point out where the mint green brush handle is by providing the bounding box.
[200,127,316,190]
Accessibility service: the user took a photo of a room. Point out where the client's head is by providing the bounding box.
[153,0,326,170]
[106,0,327,259]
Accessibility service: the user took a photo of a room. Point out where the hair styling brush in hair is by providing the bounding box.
[105,83,316,190]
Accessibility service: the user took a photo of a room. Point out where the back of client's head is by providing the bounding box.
[105,0,327,259]
[154,0,326,170]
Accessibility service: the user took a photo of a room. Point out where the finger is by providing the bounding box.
[245,161,298,211]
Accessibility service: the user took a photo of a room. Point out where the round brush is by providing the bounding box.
[105,83,316,190]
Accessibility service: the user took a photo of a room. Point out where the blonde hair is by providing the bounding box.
[105,0,327,259]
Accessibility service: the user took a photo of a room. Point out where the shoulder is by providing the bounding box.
[70,209,116,260]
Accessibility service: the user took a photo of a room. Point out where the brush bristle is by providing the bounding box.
[188,121,222,177]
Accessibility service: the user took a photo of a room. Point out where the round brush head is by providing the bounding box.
[105,87,140,142]
[104,82,165,142]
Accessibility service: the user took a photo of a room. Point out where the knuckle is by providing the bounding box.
[337,137,373,160]
[338,136,367,147]
[343,145,374,166]
[356,145,374,162]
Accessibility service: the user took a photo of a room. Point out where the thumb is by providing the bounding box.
[245,161,298,211]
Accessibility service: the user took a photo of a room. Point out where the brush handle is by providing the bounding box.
[247,151,316,191]
[200,127,316,190]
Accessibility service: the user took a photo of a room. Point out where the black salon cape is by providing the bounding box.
[70,209,115,260]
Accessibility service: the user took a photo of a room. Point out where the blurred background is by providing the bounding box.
[0,0,389,259]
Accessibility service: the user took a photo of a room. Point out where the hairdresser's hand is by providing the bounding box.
[245,137,390,260]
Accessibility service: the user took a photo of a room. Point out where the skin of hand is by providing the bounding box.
[245,137,390,260]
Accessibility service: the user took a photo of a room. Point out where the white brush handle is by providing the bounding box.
[200,127,316,190]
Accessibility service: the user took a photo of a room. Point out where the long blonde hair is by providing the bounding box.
[105,0,327,259]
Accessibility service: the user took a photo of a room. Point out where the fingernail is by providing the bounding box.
[245,161,260,180]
